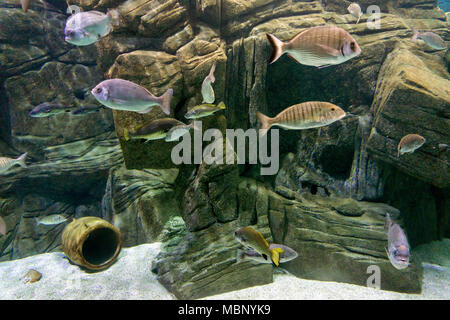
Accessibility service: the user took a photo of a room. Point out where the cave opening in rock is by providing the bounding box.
[82,228,120,266]
[319,145,354,180]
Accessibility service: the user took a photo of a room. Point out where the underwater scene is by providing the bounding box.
[0,0,449,302]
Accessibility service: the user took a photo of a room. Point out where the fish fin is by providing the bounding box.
[107,9,120,27]
[123,129,130,141]
[271,249,281,267]
[137,107,153,114]
[287,54,299,63]
[318,64,332,69]
[208,63,216,83]
[273,248,284,254]
[159,88,173,115]
[262,254,268,261]
[254,230,270,248]
[316,44,341,57]
[411,28,419,41]
[266,33,285,64]
[217,101,226,110]
[16,153,27,168]
[256,111,272,138]
[356,15,361,24]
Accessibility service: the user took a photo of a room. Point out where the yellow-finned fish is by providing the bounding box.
[184,101,226,119]
[266,25,361,68]
[234,226,284,267]
[397,134,426,157]
[256,101,346,137]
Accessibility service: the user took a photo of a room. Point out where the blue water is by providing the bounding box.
[438,0,450,12]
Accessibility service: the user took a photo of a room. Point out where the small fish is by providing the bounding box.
[234,226,284,267]
[35,214,68,226]
[266,25,361,67]
[20,0,32,12]
[236,244,298,265]
[201,63,216,103]
[123,118,185,142]
[71,105,103,116]
[411,29,446,50]
[185,102,226,119]
[165,123,195,142]
[385,213,410,270]
[64,10,120,46]
[347,3,362,24]
[397,134,426,157]
[438,144,449,151]
[91,79,173,115]
[29,103,72,117]
[0,216,6,236]
[23,269,42,284]
[256,101,346,137]
[0,153,27,174]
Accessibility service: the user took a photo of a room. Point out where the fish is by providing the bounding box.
[71,105,104,116]
[20,0,31,12]
[266,25,361,67]
[35,214,68,226]
[385,213,410,270]
[347,3,362,24]
[64,10,120,46]
[23,269,42,284]
[29,103,72,117]
[397,134,426,157]
[0,216,6,236]
[184,102,226,119]
[165,123,195,142]
[234,226,284,267]
[123,118,185,142]
[438,143,449,151]
[236,244,298,265]
[201,63,216,103]
[256,101,346,137]
[91,79,173,115]
[411,29,446,50]
[0,153,27,174]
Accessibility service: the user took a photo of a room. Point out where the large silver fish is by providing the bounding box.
[29,103,72,117]
[411,29,446,50]
[201,63,216,103]
[236,244,298,265]
[0,153,27,174]
[385,213,410,270]
[64,10,119,46]
[91,79,173,115]
[266,25,361,68]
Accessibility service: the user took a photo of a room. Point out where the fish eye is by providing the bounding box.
[350,42,356,51]
[95,87,102,94]
[331,108,335,111]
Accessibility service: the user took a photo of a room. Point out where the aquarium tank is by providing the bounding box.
[0,0,448,303]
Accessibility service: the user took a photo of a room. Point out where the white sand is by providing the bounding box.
[0,240,448,300]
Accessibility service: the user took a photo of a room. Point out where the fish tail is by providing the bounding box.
[123,129,130,141]
[411,28,419,41]
[107,9,120,27]
[385,212,392,230]
[160,88,173,115]
[356,15,361,24]
[266,33,285,64]
[256,111,272,138]
[217,101,226,110]
[271,248,281,267]
[209,63,216,83]
[16,153,27,168]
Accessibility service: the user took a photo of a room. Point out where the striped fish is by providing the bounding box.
[256,102,346,137]
[397,134,426,157]
[266,25,361,68]
[0,153,27,174]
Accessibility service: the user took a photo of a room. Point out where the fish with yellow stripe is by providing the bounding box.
[256,101,346,137]
[266,25,361,68]
[234,226,284,267]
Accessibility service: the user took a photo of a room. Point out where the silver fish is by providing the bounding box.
[165,123,195,142]
[266,25,362,67]
[0,216,6,236]
[91,79,173,115]
[236,244,298,265]
[347,3,362,24]
[0,153,27,174]
[64,10,119,46]
[411,29,446,50]
[385,213,410,270]
[397,134,426,157]
[201,63,216,103]
[35,214,68,226]
[29,103,72,117]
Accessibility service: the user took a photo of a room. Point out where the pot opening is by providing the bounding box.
[82,227,119,266]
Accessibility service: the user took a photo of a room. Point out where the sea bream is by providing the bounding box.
[0,153,27,174]
[64,10,120,46]
[201,63,216,103]
[256,101,346,137]
[266,25,361,67]
[124,118,186,143]
[234,226,284,267]
[29,103,72,117]
[347,3,363,24]
[397,134,426,157]
[385,213,410,270]
[411,29,446,50]
[91,79,173,115]
[236,244,298,265]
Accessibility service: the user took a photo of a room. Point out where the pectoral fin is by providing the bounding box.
[271,249,281,267]
[317,44,341,57]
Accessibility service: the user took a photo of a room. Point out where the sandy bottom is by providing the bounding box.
[0,240,448,300]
